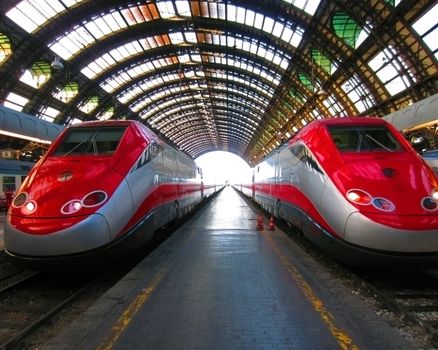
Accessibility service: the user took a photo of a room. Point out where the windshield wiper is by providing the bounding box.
[356,134,363,152]
[365,134,393,152]
[63,132,97,156]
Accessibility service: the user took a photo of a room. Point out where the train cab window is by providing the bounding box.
[53,126,127,156]
[328,125,403,153]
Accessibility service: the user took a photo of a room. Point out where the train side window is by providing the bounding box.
[290,144,308,162]
[290,144,322,173]
[303,148,322,173]
[3,176,15,193]
[136,141,162,170]
[290,144,301,158]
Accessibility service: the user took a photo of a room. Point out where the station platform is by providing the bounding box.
[43,187,418,349]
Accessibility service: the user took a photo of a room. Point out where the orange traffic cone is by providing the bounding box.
[268,216,275,231]
[256,214,264,230]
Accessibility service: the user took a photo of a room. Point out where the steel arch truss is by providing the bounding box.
[0,0,436,164]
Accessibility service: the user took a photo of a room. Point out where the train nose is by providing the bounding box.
[5,213,111,256]
[344,212,438,253]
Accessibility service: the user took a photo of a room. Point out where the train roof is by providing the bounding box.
[290,117,388,141]
[254,117,393,165]
[68,120,139,128]
[308,116,386,127]
[67,120,157,136]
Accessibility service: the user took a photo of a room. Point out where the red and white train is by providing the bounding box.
[4,120,218,268]
[239,117,438,266]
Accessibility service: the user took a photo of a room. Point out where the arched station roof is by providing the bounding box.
[0,0,436,165]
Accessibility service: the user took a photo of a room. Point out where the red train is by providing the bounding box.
[239,117,438,266]
[5,120,218,268]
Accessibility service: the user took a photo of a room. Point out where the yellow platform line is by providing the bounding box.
[96,228,201,349]
[96,268,165,350]
[263,231,359,350]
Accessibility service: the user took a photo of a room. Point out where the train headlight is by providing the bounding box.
[431,188,438,201]
[346,189,372,205]
[372,197,395,212]
[61,200,83,214]
[422,197,438,211]
[22,200,37,214]
[12,192,28,208]
[82,191,107,207]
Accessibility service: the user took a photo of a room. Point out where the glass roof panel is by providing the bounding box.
[81,39,154,78]
[0,33,12,64]
[222,4,304,48]
[341,75,375,113]
[312,49,331,74]
[89,17,113,39]
[157,1,176,19]
[282,0,322,16]
[6,7,39,33]
[323,94,347,117]
[4,92,29,111]
[413,3,438,58]
[49,25,95,59]
[332,12,362,49]
[41,105,60,120]
[107,12,128,30]
[245,9,255,27]
[368,47,412,96]
[6,0,84,33]
[413,3,437,35]
[263,17,275,33]
[49,6,159,59]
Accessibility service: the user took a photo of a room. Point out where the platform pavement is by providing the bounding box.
[41,187,420,349]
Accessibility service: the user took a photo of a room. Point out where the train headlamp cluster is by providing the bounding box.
[61,191,108,214]
[61,200,82,214]
[12,192,28,207]
[12,192,37,214]
[432,188,438,201]
[12,191,108,215]
[346,189,371,205]
[347,188,438,212]
[346,189,395,212]
[421,188,438,211]
[422,197,438,211]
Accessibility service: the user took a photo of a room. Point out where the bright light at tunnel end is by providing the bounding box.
[195,151,252,185]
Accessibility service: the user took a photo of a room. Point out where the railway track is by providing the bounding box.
[0,268,97,350]
[0,222,180,349]
[236,190,438,347]
[0,252,38,292]
[351,267,438,347]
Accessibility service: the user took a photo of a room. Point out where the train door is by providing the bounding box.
[272,151,280,199]
[251,171,255,198]
[198,167,204,199]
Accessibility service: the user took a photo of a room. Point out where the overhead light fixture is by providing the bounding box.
[51,57,64,71]
[167,15,190,21]
[0,129,52,144]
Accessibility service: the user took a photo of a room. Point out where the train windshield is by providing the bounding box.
[52,126,127,156]
[328,125,403,153]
